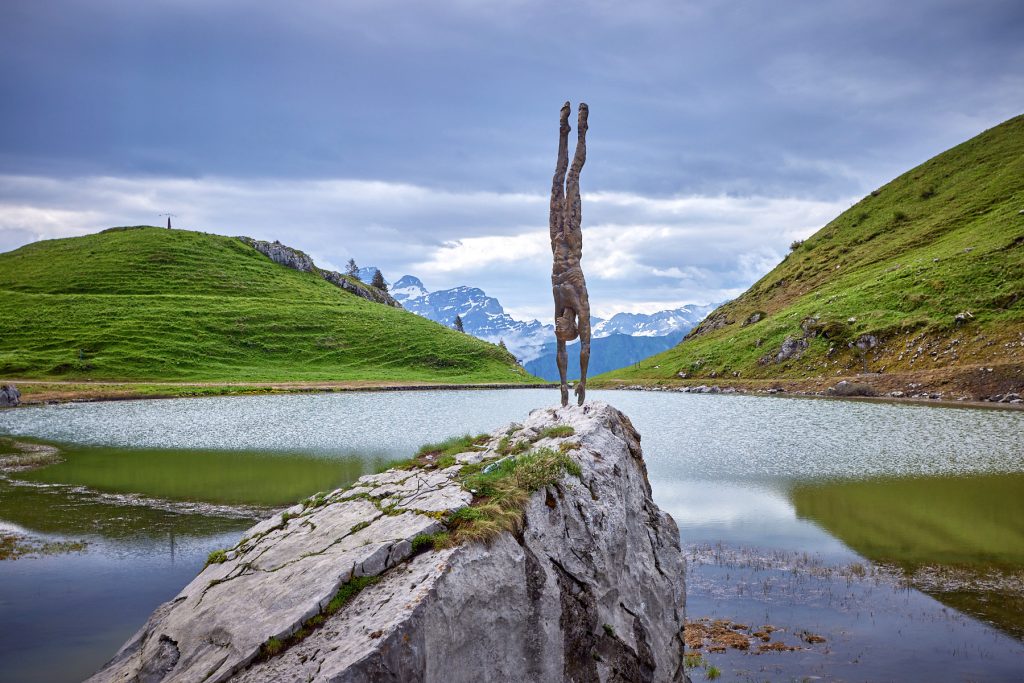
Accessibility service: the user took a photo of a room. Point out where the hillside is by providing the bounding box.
[599,114,1024,399]
[0,227,536,385]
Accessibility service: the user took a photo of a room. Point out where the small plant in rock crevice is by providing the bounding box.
[256,575,381,661]
[205,549,228,566]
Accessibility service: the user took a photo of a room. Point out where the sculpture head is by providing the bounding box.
[555,309,579,341]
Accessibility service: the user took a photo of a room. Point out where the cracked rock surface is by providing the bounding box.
[88,402,686,683]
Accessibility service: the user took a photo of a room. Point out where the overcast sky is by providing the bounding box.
[1,0,1022,320]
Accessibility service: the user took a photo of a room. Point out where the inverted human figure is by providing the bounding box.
[550,101,591,407]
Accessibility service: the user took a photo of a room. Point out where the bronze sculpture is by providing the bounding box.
[550,101,591,406]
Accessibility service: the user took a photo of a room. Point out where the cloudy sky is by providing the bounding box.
[1,0,1022,321]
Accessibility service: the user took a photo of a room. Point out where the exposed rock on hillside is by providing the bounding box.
[0,384,19,407]
[238,237,401,308]
[89,402,687,683]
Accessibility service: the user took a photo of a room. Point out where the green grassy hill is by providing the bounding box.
[600,114,1024,394]
[0,226,537,384]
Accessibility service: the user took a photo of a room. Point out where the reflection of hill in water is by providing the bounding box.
[1,441,379,542]
[12,443,373,507]
[791,474,1024,640]
[0,479,253,540]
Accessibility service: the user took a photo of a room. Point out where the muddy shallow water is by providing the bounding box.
[1,389,1023,682]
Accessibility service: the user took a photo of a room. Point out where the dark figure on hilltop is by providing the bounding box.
[550,101,591,406]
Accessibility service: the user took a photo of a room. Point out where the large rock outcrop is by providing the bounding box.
[0,384,20,407]
[237,237,401,308]
[89,402,686,683]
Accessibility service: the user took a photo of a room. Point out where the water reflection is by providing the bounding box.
[792,473,1024,639]
[11,444,375,507]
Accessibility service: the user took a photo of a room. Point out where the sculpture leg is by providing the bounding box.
[564,103,588,236]
[575,313,590,406]
[556,338,569,407]
[550,102,571,245]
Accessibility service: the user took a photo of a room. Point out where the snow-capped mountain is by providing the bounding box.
[592,304,718,337]
[355,266,386,285]
[391,275,553,363]
[524,330,687,382]
[389,274,718,372]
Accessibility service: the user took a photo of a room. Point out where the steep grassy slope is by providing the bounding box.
[601,114,1024,392]
[0,227,536,384]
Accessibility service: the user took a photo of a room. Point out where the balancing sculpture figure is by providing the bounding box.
[550,101,591,407]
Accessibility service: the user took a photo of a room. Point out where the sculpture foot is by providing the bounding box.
[560,384,569,407]
[574,382,586,406]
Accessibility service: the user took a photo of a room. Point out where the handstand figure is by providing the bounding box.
[550,101,591,406]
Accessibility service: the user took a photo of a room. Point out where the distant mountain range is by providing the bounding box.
[369,270,716,378]
[390,275,552,363]
[524,330,688,382]
[525,305,716,381]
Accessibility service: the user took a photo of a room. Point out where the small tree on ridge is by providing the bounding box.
[371,269,388,292]
[454,315,464,333]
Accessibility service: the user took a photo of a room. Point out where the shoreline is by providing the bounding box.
[1,380,552,407]
[1,376,1022,413]
[592,361,1024,411]
[602,383,1024,412]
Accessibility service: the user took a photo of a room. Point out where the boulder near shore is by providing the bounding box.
[89,402,687,683]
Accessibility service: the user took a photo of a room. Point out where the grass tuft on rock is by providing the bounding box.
[445,447,582,546]
[539,425,576,439]
[205,549,228,566]
[257,575,381,662]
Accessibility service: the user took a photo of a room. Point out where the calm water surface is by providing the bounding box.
[1,390,1023,682]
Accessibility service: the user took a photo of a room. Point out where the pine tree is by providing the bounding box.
[498,338,507,351]
[454,314,464,333]
[345,258,360,279]
[370,269,388,292]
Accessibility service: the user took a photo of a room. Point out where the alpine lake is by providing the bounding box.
[1,389,1023,682]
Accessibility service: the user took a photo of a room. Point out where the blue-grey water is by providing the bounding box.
[2,390,1023,682]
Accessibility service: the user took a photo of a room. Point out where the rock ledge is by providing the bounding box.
[89,402,686,683]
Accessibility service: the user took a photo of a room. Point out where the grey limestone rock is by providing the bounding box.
[0,384,20,407]
[89,402,686,683]
[237,237,401,308]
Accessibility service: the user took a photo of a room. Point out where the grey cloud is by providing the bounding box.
[0,175,846,320]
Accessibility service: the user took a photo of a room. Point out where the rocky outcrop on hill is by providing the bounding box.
[88,402,687,683]
[0,384,19,407]
[237,237,401,308]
